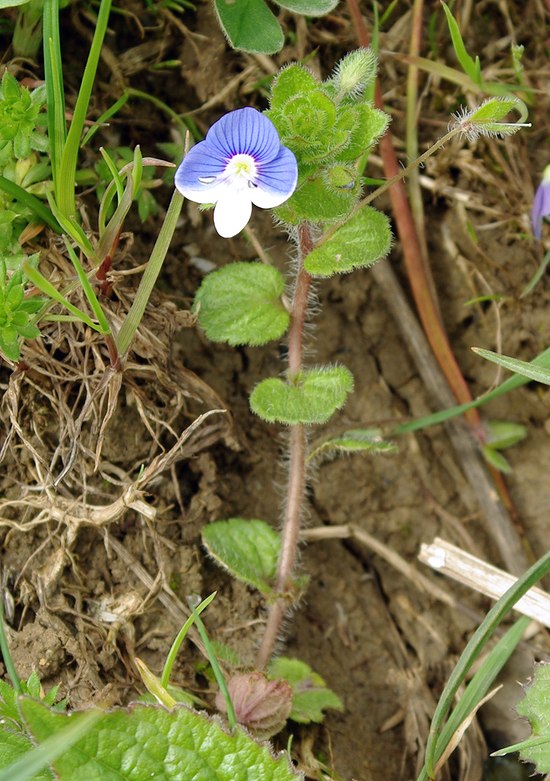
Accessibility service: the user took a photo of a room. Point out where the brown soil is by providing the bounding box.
[1,2,549,780]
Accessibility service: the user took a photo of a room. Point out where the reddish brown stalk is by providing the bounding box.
[346,0,519,522]
[256,225,313,670]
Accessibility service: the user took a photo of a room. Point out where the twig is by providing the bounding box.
[419,538,550,627]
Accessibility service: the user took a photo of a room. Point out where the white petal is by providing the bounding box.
[249,185,293,210]
[177,180,230,205]
[213,194,252,238]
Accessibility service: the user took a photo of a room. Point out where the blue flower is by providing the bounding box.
[532,164,550,241]
[175,108,298,238]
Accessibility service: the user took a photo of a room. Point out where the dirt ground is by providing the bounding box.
[1,1,549,779]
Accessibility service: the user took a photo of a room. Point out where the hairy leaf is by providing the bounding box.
[250,365,354,425]
[195,263,289,346]
[304,206,391,277]
[213,0,284,54]
[513,663,550,773]
[274,0,338,14]
[202,518,280,594]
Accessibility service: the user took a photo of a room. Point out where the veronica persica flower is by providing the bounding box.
[175,108,298,238]
[532,164,550,241]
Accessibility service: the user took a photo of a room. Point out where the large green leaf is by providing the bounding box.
[213,0,284,54]
[250,365,354,424]
[202,518,280,594]
[19,699,302,781]
[194,263,289,346]
[304,206,391,277]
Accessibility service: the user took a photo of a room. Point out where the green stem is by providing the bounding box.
[0,601,21,693]
[188,598,237,731]
[115,189,184,357]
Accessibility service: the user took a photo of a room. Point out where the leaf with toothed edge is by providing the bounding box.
[304,206,391,277]
[250,366,354,425]
[202,518,281,594]
[194,262,290,346]
[17,698,303,781]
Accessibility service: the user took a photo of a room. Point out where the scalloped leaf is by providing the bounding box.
[194,262,289,346]
[250,365,354,425]
[269,65,320,112]
[514,663,550,773]
[268,658,344,724]
[304,206,391,277]
[213,0,284,54]
[19,699,302,781]
[276,176,357,224]
[202,518,280,594]
[334,103,390,162]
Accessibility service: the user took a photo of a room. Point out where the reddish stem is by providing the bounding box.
[256,225,313,670]
[345,0,520,522]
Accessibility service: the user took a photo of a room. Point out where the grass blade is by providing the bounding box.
[423,552,550,776]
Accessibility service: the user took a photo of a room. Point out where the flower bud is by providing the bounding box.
[216,672,292,739]
[331,48,377,100]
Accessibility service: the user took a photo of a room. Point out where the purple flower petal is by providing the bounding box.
[207,108,281,164]
[532,178,550,240]
[174,141,227,198]
[252,146,298,207]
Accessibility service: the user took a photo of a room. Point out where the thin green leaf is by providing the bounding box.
[472,347,550,385]
[63,240,111,335]
[393,346,550,434]
[441,1,480,83]
[418,617,530,780]
[116,189,184,356]
[160,592,216,689]
[42,0,66,185]
[81,93,130,148]
[0,177,61,233]
[22,261,101,332]
[57,0,113,219]
[423,553,550,777]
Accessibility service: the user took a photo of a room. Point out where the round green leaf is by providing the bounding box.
[202,518,281,594]
[195,262,289,346]
[213,0,284,54]
[250,365,354,425]
[304,206,392,277]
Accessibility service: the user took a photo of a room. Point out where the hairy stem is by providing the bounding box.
[255,224,313,671]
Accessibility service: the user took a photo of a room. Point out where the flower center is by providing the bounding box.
[225,153,257,186]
